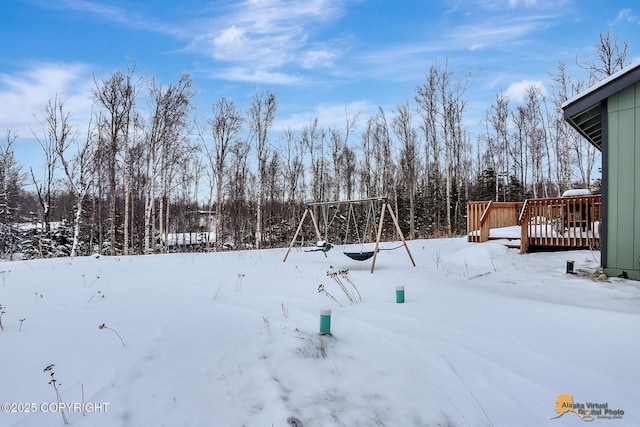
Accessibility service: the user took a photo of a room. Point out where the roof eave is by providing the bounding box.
[562,62,640,153]
[562,61,640,112]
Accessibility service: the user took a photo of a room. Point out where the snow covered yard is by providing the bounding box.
[0,238,638,426]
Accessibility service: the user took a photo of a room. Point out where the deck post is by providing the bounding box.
[519,202,530,254]
[479,201,492,242]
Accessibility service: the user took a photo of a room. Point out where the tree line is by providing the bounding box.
[0,31,627,259]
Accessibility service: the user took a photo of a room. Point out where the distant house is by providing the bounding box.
[563,62,640,280]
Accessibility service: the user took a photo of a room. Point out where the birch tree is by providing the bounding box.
[359,118,376,198]
[415,66,443,234]
[228,138,251,247]
[206,97,242,250]
[142,74,195,253]
[371,107,395,199]
[281,128,306,212]
[483,91,510,200]
[511,105,530,195]
[31,96,63,237]
[247,90,277,249]
[50,96,96,257]
[92,66,138,255]
[392,102,419,239]
[580,29,629,84]
[302,118,326,202]
[549,61,578,195]
[415,61,471,235]
[328,109,358,201]
[574,30,629,189]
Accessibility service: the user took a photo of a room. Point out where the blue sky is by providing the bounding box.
[1,0,639,171]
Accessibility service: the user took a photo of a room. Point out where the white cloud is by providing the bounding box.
[35,0,349,86]
[300,49,339,69]
[504,79,546,103]
[211,67,303,85]
[275,101,374,132]
[508,0,538,8]
[212,26,250,60]
[55,0,128,22]
[614,8,640,25]
[357,8,558,83]
[450,13,555,51]
[35,0,186,38]
[474,0,565,10]
[190,0,349,83]
[0,62,94,138]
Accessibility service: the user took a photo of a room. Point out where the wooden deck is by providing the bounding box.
[468,195,602,253]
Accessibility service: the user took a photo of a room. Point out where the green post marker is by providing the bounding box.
[396,286,405,303]
[319,309,332,335]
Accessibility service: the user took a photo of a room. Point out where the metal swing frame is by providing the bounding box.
[283,196,416,273]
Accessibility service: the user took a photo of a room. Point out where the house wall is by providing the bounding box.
[606,82,640,279]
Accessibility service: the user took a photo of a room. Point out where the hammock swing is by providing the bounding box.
[283,197,416,273]
[342,246,405,261]
[341,202,405,260]
[343,251,375,261]
[342,200,376,261]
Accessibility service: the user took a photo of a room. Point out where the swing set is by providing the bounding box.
[283,197,416,273]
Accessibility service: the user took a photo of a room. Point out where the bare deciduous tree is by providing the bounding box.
[52,97,96,257]
[302,118,326,202]
[575,30,628,189]
[281,128,306,213]
[92,65,138,255]
[247,90,277,249]
[142,74,195,253]
[579,29,629,83]
[227,138,251,247]
[415,60,471,235]
[483,91,510,200]
[206,97,242,250]
[31,95,65,238]
[328,108,358,201]
[549,61,581,195]
[372,107,395,199]
[392,102,419,239]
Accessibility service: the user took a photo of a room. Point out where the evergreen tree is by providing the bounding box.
[50,219,74,257]
[21,212,54,259]
[506,175,526,201]
[472,168,497,201]
[0,130,24,260]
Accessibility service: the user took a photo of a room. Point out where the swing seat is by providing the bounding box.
[306,242,333,253]
[343,250,375,261]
